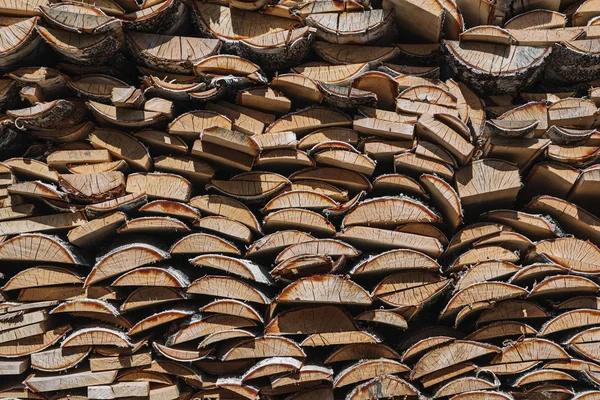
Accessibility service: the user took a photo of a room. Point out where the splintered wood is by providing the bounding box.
[1,0,600,399]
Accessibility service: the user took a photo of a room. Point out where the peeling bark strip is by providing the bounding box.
[1,0,600,399]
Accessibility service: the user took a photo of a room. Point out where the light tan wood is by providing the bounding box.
[126,172,191,202]
[68,211,126,248]
[90,128,152,171]
[25,369,118,392]
[30,346,91,372]
[88,382,149,399]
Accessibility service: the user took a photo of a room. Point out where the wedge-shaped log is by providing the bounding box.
[120,287,187,313]
[421,174,463,231]
[526,196,600,245]
[112,266,189,287]
[0,211,87,236]
[85,192,147,219]
[90,128,152,171]
[85,242,169,285]
[455,159,522,210]
[206,172,290,202]
[412,340,500,379]
[200,298,262,322]
[87,101,166,129]
[337,226,444,258]
[59,171,125,203]
[8,181,67,201]
[325,343,400,364]
[190,254,271,285]
[417,114,474,165]
[167,314,257,345]
[374,270,450,307]
[266,106,352,135]
[117,216,189,235]
[187,275,270,304]
[31,346,91,372]
[385,0,444,42]
[290,167,371,193]
[266,305,357,335]
[456,261,521,291]
[441,282,528,319]
[128,308,194,336]
[263,209,335,237]
[168,110,232,140]
[529,237,600,274]
[88,381,149,399]
[62,326,132,348]
[67,212,126,248]
[220,336,305,361]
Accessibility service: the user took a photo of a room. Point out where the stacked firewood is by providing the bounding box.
[1,0,600,399]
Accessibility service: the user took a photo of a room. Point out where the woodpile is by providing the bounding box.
[1,0,600,399]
